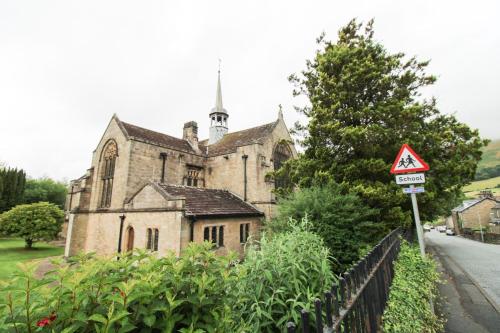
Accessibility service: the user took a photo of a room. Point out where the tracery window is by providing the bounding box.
[100,140,117,208]
[273,142,292,190]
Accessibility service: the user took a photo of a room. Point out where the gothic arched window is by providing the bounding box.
[100,140,118,208]
[273,142,292,190]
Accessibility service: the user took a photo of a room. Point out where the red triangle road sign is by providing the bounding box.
[390,144,430,174]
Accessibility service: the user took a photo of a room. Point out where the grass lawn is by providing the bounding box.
[0,238,64,281]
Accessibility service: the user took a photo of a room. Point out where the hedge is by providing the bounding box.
[382,241,443,333]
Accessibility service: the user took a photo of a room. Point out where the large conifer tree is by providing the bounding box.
[285,19,486,233]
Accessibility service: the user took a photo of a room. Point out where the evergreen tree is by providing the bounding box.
[0,167,26,213]
[283,19,486,236]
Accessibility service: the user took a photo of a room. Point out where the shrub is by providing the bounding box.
[0,202,64,248]
[271,183,378,273]
[233,218,335,332]
[0,242,239,332]
[382,241,443,333]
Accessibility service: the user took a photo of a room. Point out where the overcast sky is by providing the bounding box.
[1,0,499,181]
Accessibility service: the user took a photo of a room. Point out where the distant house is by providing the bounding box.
[451,196,498,234]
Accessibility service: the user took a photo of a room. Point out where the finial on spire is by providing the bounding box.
[218,58,221,73]
[278,104,284,120]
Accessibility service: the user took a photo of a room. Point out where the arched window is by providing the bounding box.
[100,140,118,208]
[146,228,159,251]
[273,142,292,190]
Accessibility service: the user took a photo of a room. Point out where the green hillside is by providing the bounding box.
[478,139,500,169]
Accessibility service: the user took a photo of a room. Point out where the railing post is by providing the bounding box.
[325,291,333,328]
[314,299,323,333]
[283,228,403,333]
[301,309,310,333]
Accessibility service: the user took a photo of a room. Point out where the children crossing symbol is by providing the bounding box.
[390,144,429,174]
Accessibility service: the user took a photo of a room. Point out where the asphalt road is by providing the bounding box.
[426,230,500,332]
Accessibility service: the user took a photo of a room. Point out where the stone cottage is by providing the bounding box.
[451,195,498,234]
[64,72,296,257]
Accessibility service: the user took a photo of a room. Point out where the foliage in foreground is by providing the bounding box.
[280,18,486,236]
[382,241,443,333]
[0,219,335,333]
[0,243,240,333]
[271,183,377,273]
[0,202,64,248]
[235,218,335,332]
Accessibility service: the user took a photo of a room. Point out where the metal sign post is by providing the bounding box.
[391,144,430,259]
[409,184,426,257]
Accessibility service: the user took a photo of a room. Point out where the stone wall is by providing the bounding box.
[126,140,205,201]
[88,117,132,211]
[204,117,296,220]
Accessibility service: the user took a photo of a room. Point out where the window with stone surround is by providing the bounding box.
[203,225,224,247]
[146,228,159,251]
[99,140,118,208]
[240,223,250,243]
[184,165,203,187]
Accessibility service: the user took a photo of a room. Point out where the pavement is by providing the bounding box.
[426,230,500,333]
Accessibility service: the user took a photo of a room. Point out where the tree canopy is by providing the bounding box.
[282,19,486,235]
[0,202,64,248]
[0,167,26,213]
[24,178,67,209]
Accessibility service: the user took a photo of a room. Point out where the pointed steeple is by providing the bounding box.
[209,64,229,144]
[212,69,227,114]
[214,70,227,113]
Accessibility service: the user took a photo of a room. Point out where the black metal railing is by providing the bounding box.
[285,227,402,333]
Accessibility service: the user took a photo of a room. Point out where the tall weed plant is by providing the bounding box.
[234,217,336,332]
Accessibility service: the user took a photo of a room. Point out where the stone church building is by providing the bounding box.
[64,73,296,257]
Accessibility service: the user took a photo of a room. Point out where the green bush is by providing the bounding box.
[0,221,336,332]
[382,241,443,333]
[0,242,240,332]
[234,218,335,332]
[0,202,64,248]
[271,183,378,273]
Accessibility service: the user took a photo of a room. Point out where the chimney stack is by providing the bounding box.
[183,121,199,150]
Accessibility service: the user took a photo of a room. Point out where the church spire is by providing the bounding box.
[214,69,225,113]
[209,63,229,144]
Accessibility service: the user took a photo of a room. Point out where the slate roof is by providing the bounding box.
[451,197,497,213]
[157,184,264,218]
[118,118,278,157]
[120,121,197,154]
[199,121,278,156]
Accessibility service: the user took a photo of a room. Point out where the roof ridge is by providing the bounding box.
[121,121,187,143]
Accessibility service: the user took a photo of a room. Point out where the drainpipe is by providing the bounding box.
[117,214,126,258]
[242,155,248,201]
[159,152,168,183]
[189,216,196,242]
